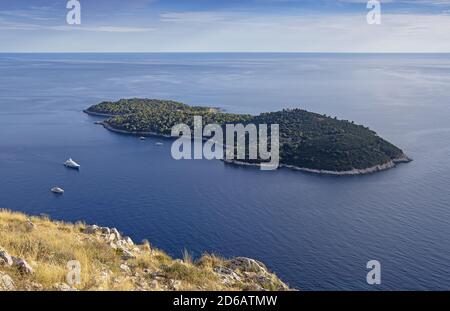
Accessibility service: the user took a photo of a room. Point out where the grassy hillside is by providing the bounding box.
[0,210,289,291]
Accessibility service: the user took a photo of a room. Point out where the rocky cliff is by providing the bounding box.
[0,210,290,291]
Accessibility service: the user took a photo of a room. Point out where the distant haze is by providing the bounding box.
[1,0,450,52]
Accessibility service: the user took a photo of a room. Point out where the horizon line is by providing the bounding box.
[2,51,450,54]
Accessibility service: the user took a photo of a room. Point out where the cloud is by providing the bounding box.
[160,12,235,23]
[0,19,154,33]
[51,25,155,33]
[1,1,450,51]
[0,6,58,21]
[155,11,450,52]
[0,2,155,33]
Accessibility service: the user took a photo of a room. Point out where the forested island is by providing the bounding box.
[84,98,411,175]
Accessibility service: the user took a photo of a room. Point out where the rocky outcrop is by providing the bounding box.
[12,257,34,275]
[228,257,268,273]
[223,257,289,291]
[53,283,77,291]
[213,266,241,285]
[0,211,291,291]
[0,247,34,276]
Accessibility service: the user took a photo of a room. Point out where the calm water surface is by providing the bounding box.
[0,53,449,290]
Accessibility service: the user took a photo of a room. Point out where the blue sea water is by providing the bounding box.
[0,53,449,290]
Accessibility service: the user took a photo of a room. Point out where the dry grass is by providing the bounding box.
[0,209,125,289]
[1,209,276,291]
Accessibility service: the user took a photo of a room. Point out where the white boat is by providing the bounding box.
[140,136,147,140]
[155,142,164,146]
[64,158,80,169]
[51,187,64,194]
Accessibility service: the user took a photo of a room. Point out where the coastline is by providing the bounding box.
[83,109,117,118]
[100,121,173,138]
[84,109,173,138]
[86,111,412,176]
[224,156,411,176]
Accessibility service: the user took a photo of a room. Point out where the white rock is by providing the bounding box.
[150,280,158,289]
[108,233,117,241]
[228,257,268,274]
[169,279,182,290]
[0,272,15,291]
[213,266,241,284]
[121,249,136,260]
[111,228,121,240]
[84,225,100,234]
[25,219,36,230]
[0,250,13,266]
[53,282,77,291]
[124,237,134,246]
[24,282,43,291]
[12,257,34,274]
[132,247,141,253]
[120,264,131,274]
[100,227,111,235]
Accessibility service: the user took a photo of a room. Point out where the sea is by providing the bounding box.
[0,53,449,290]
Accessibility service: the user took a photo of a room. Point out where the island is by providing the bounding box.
[84,98,411,175]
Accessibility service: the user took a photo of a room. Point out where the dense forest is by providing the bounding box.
[85,98,409,172]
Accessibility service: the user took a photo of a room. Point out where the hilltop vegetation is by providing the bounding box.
[252,109,407,171]
[86,98,251,135]
[85,98,410,173]
[0,210,289,291]
[85,98,208,116]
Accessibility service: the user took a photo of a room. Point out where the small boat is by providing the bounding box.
[155,142,164,146]
[64,158,80,169]
[139,136,147,140]
[51,187,64,194]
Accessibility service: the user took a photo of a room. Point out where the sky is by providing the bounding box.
[1,0,450,52]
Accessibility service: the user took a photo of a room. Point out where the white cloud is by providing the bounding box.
[153,11,450,52]
[51,25,155,33]
[1,7,450,51]
[0,19,154,33]
[160,12,234,23]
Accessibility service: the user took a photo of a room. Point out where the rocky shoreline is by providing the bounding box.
[224,155,412,176]
[83,109,116,118]
[87,111,412,176]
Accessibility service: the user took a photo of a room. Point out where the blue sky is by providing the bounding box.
[1,0,450,52]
